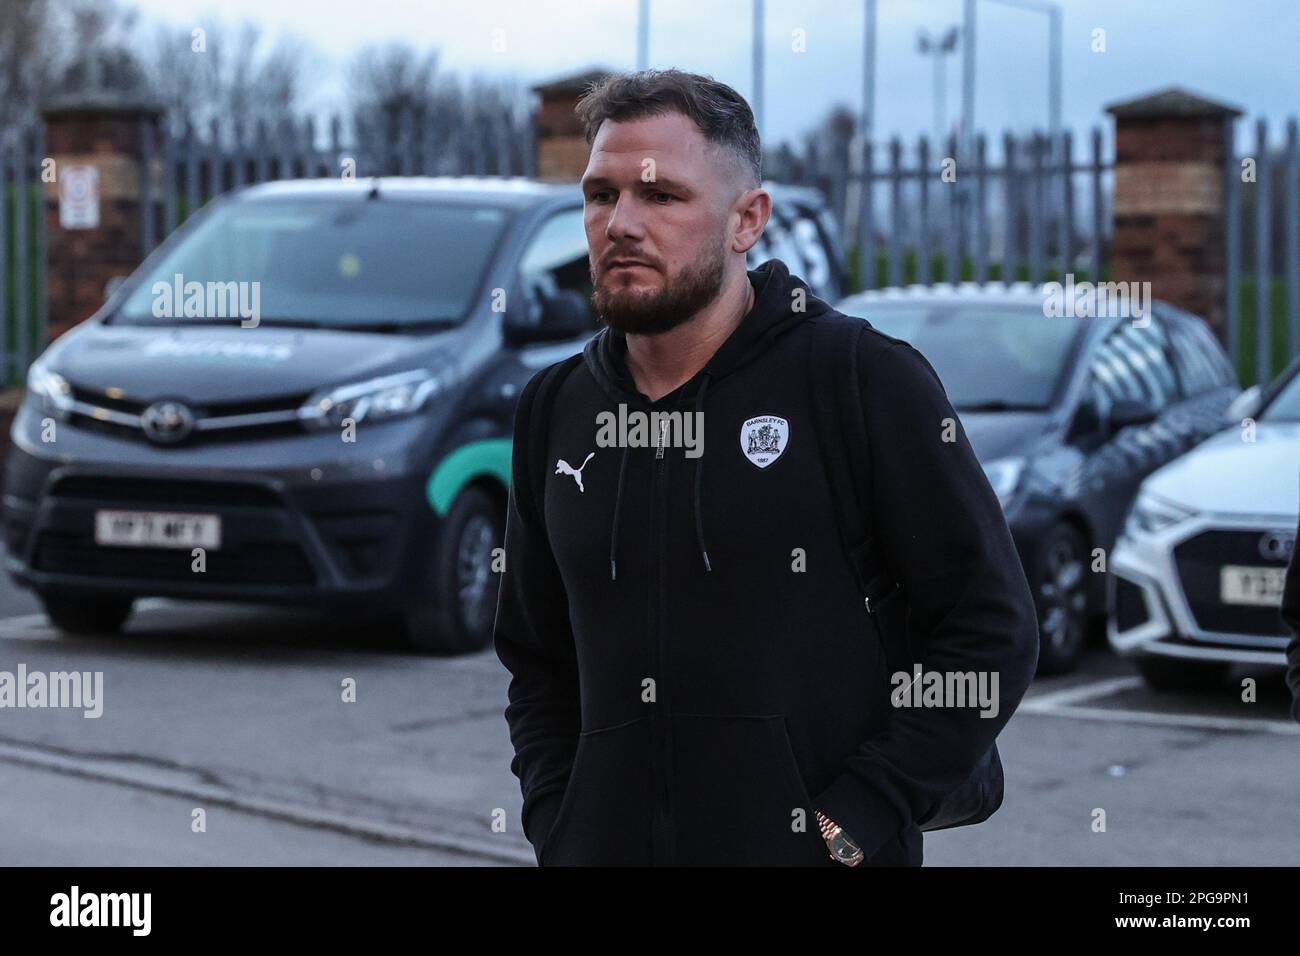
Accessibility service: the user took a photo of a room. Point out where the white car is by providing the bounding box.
[1108,367,1300,690]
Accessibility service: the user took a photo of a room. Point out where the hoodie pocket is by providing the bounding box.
[537,715,653,866]
[669,713,832,866]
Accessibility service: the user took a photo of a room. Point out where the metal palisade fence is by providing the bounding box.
[4,112,1298,389]
[139,108,537,256]
[0,105,532,386]
[774,121,1300,387]
[1226,116,1300,387]
[769,128,1113,297]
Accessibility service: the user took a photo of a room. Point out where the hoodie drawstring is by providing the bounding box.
[609,443,631,580]
[608,369,713,580]
[693,372,712,573]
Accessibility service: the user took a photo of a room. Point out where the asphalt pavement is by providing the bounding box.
[0,556,1295,867]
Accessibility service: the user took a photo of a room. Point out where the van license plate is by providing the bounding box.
[94,510,221,550]
[1219,565,1285,606]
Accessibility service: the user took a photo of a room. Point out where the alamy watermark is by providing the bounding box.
[50,886,150,935]
[0,664,103,718]
[1041,274,1151,327]
[596,404,704,458]
[890,665,1000,718]
[152,273,262,328]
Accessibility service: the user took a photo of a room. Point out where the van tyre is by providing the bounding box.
[403,486,503,654]
[1031,522,1090,675]
[40,593,134,635]
[1136,655,1230,692]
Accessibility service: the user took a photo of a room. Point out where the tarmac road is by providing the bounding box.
[0,561,1295,867]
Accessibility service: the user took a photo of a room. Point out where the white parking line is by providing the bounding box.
[1022,701,1299,735]
[1021,676,1299,735]
[1023,676,1145,709]
[0,612,58,638]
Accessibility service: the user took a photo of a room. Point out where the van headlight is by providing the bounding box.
[1125,489,1197,537]
[982,456,1026,508]
[26,363,73,419]
[298,370,444,429]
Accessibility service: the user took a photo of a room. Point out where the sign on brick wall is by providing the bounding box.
[58,165,100,230]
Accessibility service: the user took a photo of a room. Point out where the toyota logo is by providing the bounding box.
[1259,529,1295,563]
[139,400,196,444]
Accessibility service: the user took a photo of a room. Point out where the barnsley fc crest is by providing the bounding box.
[740,415,788,469]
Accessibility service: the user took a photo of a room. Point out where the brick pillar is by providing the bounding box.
[42,101,161,341]
[530,66,617,182]
[1105,87,1243,339]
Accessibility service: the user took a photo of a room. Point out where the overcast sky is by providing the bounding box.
[128,0,1300,151]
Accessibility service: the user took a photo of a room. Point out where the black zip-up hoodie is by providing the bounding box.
[494,258,1040,866]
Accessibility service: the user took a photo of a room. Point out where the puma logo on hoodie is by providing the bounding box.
[555,452,595,492]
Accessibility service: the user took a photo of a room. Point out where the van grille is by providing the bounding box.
[49,475,284,509]
[32,532,316,585]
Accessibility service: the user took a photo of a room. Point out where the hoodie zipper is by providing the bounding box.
[652,414,673,864]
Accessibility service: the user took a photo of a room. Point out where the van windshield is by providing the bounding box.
[115,198,509,329]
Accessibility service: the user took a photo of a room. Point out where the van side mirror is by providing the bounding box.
[1068,395,1105,444]
[504,288,592,346]
[1107,397,1157,430]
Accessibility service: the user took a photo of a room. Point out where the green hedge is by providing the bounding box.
[1235,275,1293,387]
[844,245,1109,295]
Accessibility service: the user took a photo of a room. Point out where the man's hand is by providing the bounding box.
[815,809,864,866]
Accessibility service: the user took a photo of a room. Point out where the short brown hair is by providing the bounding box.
[575,68,762,189]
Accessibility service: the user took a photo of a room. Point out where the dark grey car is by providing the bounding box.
[839,285,1240,673]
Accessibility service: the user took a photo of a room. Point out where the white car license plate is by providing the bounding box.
[94,510,221,550]
[1219,565,1285,606]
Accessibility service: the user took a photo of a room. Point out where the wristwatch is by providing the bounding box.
[815,810,864,866]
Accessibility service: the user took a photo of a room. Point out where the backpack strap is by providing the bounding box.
[809,314,1005,834]
[519,353,585,535]
[808,315,900,614]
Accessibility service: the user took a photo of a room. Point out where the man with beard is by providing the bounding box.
[493,68,1039,866]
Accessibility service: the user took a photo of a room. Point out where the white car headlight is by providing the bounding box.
[26,362,73,419]
[982,456,1026,508]
[1124,489,1197,537]
[298,369,444,430]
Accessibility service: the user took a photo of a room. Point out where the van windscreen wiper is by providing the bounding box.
[118,317,326,329]
[326,319,458,334]
[956,400,1045,412]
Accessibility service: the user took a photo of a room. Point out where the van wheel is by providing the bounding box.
[40,593,134,635]
[403,486,503,654]
[1136,656,1230,692]
[1032,522,1090,675]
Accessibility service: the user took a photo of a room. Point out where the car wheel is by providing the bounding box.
[1136,655,1231,692]
[39,593,134,635]
[402,486,503,654]
[1032,522,1090,675]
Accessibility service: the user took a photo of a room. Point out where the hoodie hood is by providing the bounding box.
[580,258,829,581]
